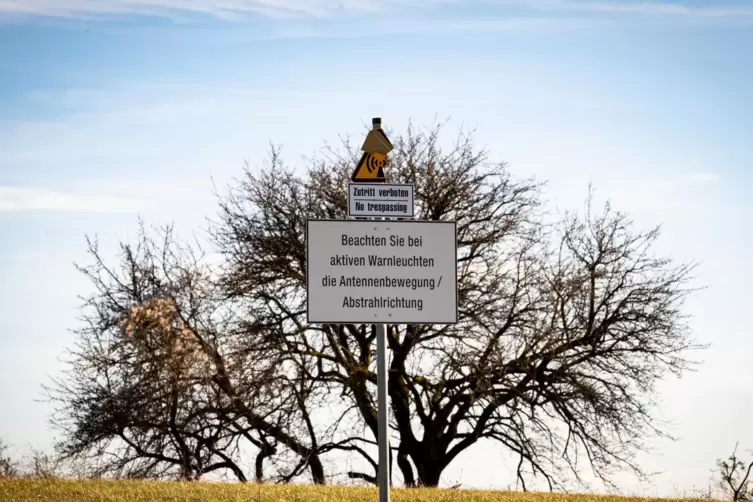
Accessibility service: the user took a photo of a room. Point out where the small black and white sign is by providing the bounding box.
[348,183,414,218]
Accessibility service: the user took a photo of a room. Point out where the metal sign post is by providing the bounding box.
[375,320,390,502]
[364,117,391,502]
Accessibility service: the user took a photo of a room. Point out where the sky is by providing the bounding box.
[1,0,753,496]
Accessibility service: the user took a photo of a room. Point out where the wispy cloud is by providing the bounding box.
[683,172,719,184]
[251,16,593,39]
[516,0,753,18]
[0,0,751,21]
[0,171,221,214]
[0,185,148,213]
[0,0,351,20]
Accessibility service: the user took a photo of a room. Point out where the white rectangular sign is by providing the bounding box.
[348,183,414,218]
[306,219,457,324]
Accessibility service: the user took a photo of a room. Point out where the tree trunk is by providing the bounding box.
[415,462,443,487]
[309,454,326,485]
[254,450,269,483]
[397,449,416,487]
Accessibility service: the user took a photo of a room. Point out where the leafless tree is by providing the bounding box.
[48,120,703,488]
[0,438,18,479]
[45,225,329,483]
[209,120,703,488]
[0,439,69,480]
[22,449,65,480]
[717,443,753,501]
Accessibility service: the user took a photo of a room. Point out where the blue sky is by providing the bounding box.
[1,0,753,495]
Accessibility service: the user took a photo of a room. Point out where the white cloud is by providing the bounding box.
[0,0,751,20]
[0,185,149,213]
[0,0,357,19]
[249,16,593,39]
[0,175,220,216]
[515,0,753,17]
[684,172,719,184]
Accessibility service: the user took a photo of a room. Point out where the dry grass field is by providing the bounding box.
[0,480,713,502]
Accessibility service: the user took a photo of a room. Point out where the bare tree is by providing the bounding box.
[717,443,753,501]
[0,438,18,479]
[49,120,703,488]
[45,224,328,483]
[0,439,69,480]
[209,120,703,488]
[22,449,65,480]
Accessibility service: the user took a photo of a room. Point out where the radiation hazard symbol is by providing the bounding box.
[351,151,387,182]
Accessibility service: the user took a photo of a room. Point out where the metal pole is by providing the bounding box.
[371,116,390,502]
[376,322,390,502]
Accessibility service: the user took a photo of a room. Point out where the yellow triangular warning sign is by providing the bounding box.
[351,151,387,182]
[361,129,393,154]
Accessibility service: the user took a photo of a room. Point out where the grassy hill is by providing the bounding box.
[0,480,712,502]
